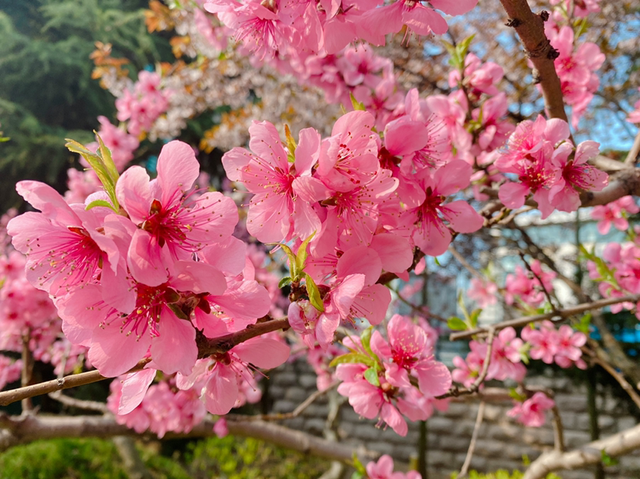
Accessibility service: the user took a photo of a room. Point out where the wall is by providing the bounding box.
[267,360,640,479]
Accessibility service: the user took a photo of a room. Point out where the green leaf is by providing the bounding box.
[447,317,468,331]
[305,273,324,312]
[349,93,366,111]
[360,326,374,357]
[284,124,297,163]
[600,449,618,466]
[469,308,482,328]
[575,313,592,334]
[278,276,292,289]
[329,352,375,368]
[280,244,298,279]
[94,131,119,184]
[509,388,527,402]
[66,136,120,211]
[351,452,367,474]
[86,199,117,212]
[0,136,9,142]
[457,34,476,60]
[364,367,380,387]
[295,232,315,275]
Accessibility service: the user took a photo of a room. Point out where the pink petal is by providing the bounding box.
[156,140,200,204]
[150,307,197,376]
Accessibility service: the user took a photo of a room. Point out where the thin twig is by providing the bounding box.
[450,294,640,341]
[448,245,484,279]
[624,129,640,165]
[551,404,565,452]
[518,251,560,311]
[437,327,496,399]
[227,383,338,422]
[20,333,34,413]
[590,356,640,410]
[458,401,486,478]
[48,391,110,413]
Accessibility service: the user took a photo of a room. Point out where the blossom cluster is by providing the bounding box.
[452,322,587,416]
[496,115,607,217]
[507,392,556,428]
[204,0,477,60]
[335,315,451,436]
[116,71,171,137]
[7,140,289,419]
[365,454,422,479]
[544,21,605,128]
[108,375,206,438]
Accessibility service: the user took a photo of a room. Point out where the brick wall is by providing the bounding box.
[267,360,640,478]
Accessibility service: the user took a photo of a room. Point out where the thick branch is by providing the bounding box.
[0,359,151,408]
[0,318,291,408]
[580,167,640,207]
[524,423,640,479]
[624,130,640,165]
[498,0,567,121]
[0,414,379,463]
[450,294,640,341]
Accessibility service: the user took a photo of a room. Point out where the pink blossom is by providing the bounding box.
[223,121,325,243]
[548,140,608,212]
[507,392,555,427]
[467,278,497,308]
[366,454,422,479]
[117,140,238,286]
[402,160,484,256]
[591,196,639,234]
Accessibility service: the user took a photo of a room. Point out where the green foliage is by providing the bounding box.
[184,435,327,479]
[0,438,131,479]
[450,470,562,479]
[0,0,171,211]
[0,435,329,479]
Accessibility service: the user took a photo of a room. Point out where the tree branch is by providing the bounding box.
[449,294,640,341]
[0,414,380,463]
[580,167,640,207]
[458,401,486,478]
[0,318,292,408]
[498,0,567,122]
[624,129,640,166]
[523,423,640,479]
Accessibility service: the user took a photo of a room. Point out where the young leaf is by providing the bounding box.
[280,244,298,279]
[304,273,324,312]
[295,231,315,275]
[284,124,297,163]
[349,93,366,111]
[329,352,375,368]
[278,276,292,289]
[364,367,380,387]
[86,199,117,213]
[447,317,468,331]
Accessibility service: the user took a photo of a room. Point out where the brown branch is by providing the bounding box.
[458,401,486,478]
[580,167,640,207]
[551,404,565,452]
[48,391,110,413]
[624,130,640,166]
[450,294,640,341]
[437,328,496,399]
[0,414,380,463]
[498,0,567,121]
[0,358,152,408]
[523,423,640,479]
[0,317,292,408]
[196,318,290,357]
[227,382,338,422]
[21,333,34,413]
[590,355,640,410]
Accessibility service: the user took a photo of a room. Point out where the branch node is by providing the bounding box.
[505,17,522,27]
[539,10,550,22]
